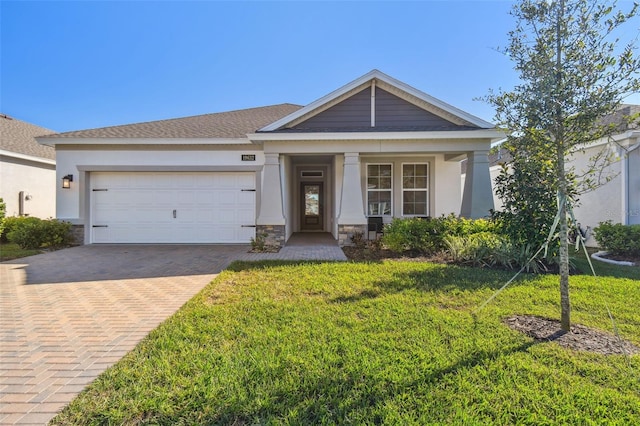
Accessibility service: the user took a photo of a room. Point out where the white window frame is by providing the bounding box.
[366,163,393,217]
[401,162,429,217]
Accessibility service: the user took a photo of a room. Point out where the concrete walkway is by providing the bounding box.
[1,238,346,425]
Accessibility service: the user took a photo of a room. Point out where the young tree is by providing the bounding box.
[488,0,640,331]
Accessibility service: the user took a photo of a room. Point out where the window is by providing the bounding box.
[402,163,428,216]
[367,164,392,216]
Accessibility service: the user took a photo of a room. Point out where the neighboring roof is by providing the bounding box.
[600,104,640,131]
[41,104,303,140]
[0,114,56,160]
[259,69,495,132]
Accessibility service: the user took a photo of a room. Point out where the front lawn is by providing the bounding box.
[52,261,640,425]
[0,242,41,261]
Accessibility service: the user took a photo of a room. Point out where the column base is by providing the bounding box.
[256,225,286,248]
[338,224,368,247]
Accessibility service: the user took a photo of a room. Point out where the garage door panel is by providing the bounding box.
[91,172,256,243]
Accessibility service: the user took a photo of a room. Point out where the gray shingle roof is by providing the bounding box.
[0,114,56,160]
[41,104,303,139]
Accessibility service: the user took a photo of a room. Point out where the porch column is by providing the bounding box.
[461,150,494,218]
[337,152,367,245]
[257,153,285,247]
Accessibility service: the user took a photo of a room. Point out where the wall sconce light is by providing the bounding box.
[62,174,73,189]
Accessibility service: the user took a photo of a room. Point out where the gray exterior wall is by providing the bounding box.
[290,87,466,132]
[292,88,371,130]
[375,88,460,129]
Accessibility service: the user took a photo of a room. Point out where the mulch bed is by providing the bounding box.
[505,315,640,355]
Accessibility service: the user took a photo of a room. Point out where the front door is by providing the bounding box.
[301,182,323,230]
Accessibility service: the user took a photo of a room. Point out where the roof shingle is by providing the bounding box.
[0,114,56,160]
[41,104,303,139]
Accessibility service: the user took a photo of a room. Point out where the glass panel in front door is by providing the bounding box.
[302,183,323,230]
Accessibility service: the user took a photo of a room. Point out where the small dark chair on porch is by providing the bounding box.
[367,217,384,240]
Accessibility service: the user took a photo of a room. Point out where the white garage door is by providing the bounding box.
[90,172,256,243]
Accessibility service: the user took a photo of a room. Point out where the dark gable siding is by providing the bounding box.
[288,86,469,132]
[290,88,370,130]
[375,88,459,129]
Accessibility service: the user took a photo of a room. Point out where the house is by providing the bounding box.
[461,144,509,213]
[569,104,640,245]
[37,70,502,246]
[0,114,56,218]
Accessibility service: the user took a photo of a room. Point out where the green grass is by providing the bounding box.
[571,246,640,280]
[52,260,640,425]
[0,242,41,261]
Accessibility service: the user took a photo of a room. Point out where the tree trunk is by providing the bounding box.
[555,0,571,332]
[558,188,571,332]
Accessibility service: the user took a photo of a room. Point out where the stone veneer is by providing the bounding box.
[256,225,286,248]
[337,224,368,247]
[69,224,85,246]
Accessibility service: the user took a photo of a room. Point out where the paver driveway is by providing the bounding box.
[0,244,253,425]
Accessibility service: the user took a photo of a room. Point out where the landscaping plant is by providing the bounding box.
[485,0,640,330]
[594,221,640,257]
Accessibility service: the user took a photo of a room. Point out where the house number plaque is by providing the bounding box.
[241,154,256,161]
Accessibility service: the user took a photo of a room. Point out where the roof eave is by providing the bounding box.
[0,149,56,165]
[35,137,254,146]
[248,129,504,142]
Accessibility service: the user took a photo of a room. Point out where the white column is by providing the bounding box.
[337,152,367,224]
[257,153,285,225]
[461,150,494,218]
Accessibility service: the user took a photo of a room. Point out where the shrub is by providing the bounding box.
[382,217,447,254]
[1,216,21,242]
[42,219,73,248]
[445,233,547,273]
[250,232,268,252]
[6,217,72,250]
[7,217,47,249]
[593,221,640,256]
[382,215,501,255]
[0,198,5,238]
[444,232,508,267]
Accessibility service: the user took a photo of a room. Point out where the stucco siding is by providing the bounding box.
[0,156,56,218]
[569,143,623,245]
[629,147,640,225]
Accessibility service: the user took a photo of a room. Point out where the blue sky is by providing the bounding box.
[2,0,638,133]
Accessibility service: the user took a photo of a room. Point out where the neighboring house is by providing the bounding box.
[0,114,56,218]
[464,105,639,247]
[37,70,501,246]
[570,104,640,246]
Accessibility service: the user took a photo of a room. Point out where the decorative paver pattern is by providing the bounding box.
[1,237,345,425]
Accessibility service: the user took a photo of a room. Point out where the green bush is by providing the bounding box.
[6,217,72,250]
[381,217,444,254]
[0,198,5,238]
[7,217,47,249]
[594,221,640,256]
[1,216,20,242]
[444,232,507,267]
[43,219,73,248]
[381,215,499,255]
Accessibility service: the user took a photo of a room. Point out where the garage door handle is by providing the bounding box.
[241,225,256,228]
[92,225,108,228]
[241,189,256,192]
[173,210,177,218]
